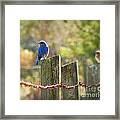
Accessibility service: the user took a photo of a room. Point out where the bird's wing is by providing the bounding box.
[39,47,49,60]
[44,47,49,59]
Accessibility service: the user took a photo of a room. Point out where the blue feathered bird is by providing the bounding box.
[35,40,49,65]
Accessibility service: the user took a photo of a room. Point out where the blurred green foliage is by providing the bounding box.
[20,20,100,65]
[20,20,100,99]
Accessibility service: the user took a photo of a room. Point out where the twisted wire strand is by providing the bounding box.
[20,80,100,89]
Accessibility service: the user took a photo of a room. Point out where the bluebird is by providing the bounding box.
[95,50,100,63]
[35,40,49,65]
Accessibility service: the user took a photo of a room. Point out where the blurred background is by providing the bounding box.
[20,20,100,99]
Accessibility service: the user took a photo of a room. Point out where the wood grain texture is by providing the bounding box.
[61,61,79,100]
[85,64,100,100]
[40,55,60,100]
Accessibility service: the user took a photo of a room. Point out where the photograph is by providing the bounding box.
[20,20,100,100]
[2,0,118,118]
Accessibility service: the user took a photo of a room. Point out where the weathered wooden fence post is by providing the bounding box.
[40,55,61,100]
[79,56,87,100]
[61,61,80,100]
[85,64,100,100]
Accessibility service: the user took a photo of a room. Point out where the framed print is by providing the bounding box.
[0,0,119,119]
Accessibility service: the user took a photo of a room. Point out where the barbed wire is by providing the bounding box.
[20,80,100,90]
